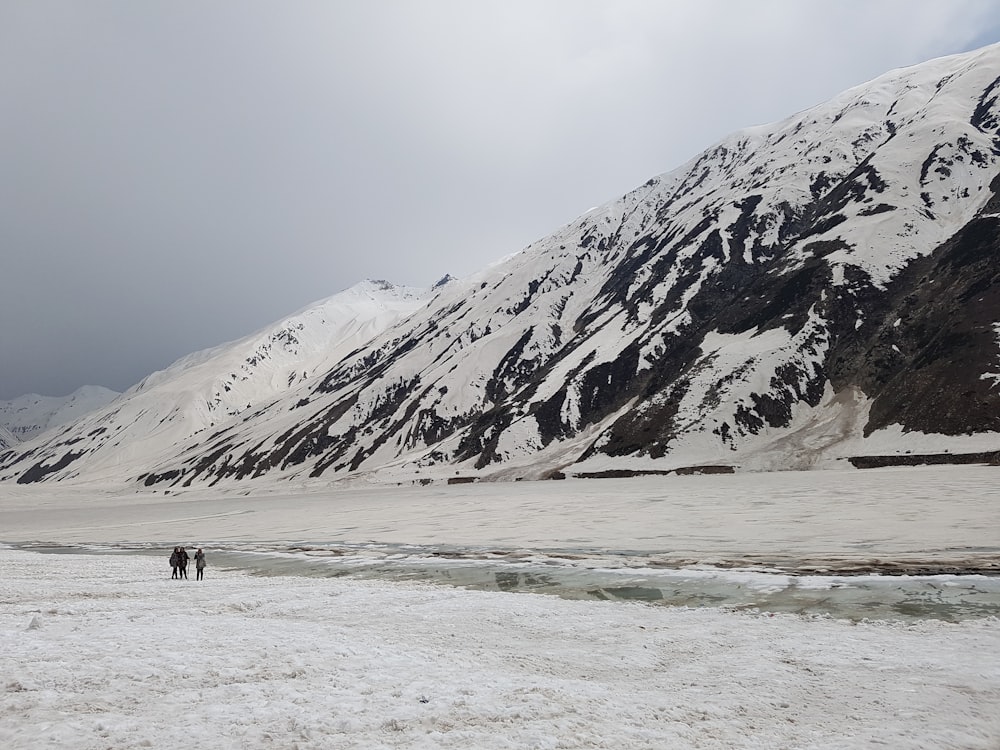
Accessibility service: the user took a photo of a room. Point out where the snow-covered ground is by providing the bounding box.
[2,466,999,748]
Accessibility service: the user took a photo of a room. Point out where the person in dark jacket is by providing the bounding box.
[194,548,206,580]
[169,547,180,579]
[178,546,190,579]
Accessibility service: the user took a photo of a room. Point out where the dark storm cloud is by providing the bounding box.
[1,1,997,398]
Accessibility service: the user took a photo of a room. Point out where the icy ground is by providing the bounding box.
[2,547,999,750]
[1,466,999,748]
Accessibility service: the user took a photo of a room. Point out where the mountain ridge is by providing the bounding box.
[4,42,1000,487]
[0,386,120,444]
[0,280,432,484]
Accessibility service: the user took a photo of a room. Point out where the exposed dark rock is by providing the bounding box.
[858,215,1000,435]
[17,451,85,484]
[848,451,1000,468]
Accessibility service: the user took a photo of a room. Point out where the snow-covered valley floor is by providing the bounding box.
[1,466,999,748]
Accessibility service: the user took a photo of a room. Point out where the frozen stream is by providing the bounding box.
[14,539,1000,622]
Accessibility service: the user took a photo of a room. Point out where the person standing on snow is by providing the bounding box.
[178,546,190,579]
[194,548,206,581]
[169,547,181,579]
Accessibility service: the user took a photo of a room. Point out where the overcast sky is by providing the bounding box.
[2,1,999,399]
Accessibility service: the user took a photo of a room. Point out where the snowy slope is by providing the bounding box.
[0,280,430,483]
[4,43,1000,487]
[0,386,119,442]
[0,424,17,450]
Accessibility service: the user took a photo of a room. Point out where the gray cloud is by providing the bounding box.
[1,0,996,398]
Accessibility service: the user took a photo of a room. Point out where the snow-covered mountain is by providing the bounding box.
[0,280,430,483]
[0,423,17,451]
[4,43,1000,487]
[0,386,120,443]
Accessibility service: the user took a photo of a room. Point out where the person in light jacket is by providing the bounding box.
[194,548,206,581]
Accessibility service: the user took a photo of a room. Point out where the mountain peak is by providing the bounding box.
[433,274,456,289]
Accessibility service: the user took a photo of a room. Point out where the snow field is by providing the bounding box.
[2,547,998,750]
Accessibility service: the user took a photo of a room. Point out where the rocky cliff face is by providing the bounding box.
[4,44,1000,487]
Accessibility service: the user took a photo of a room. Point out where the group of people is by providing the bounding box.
[169,546,206,580]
